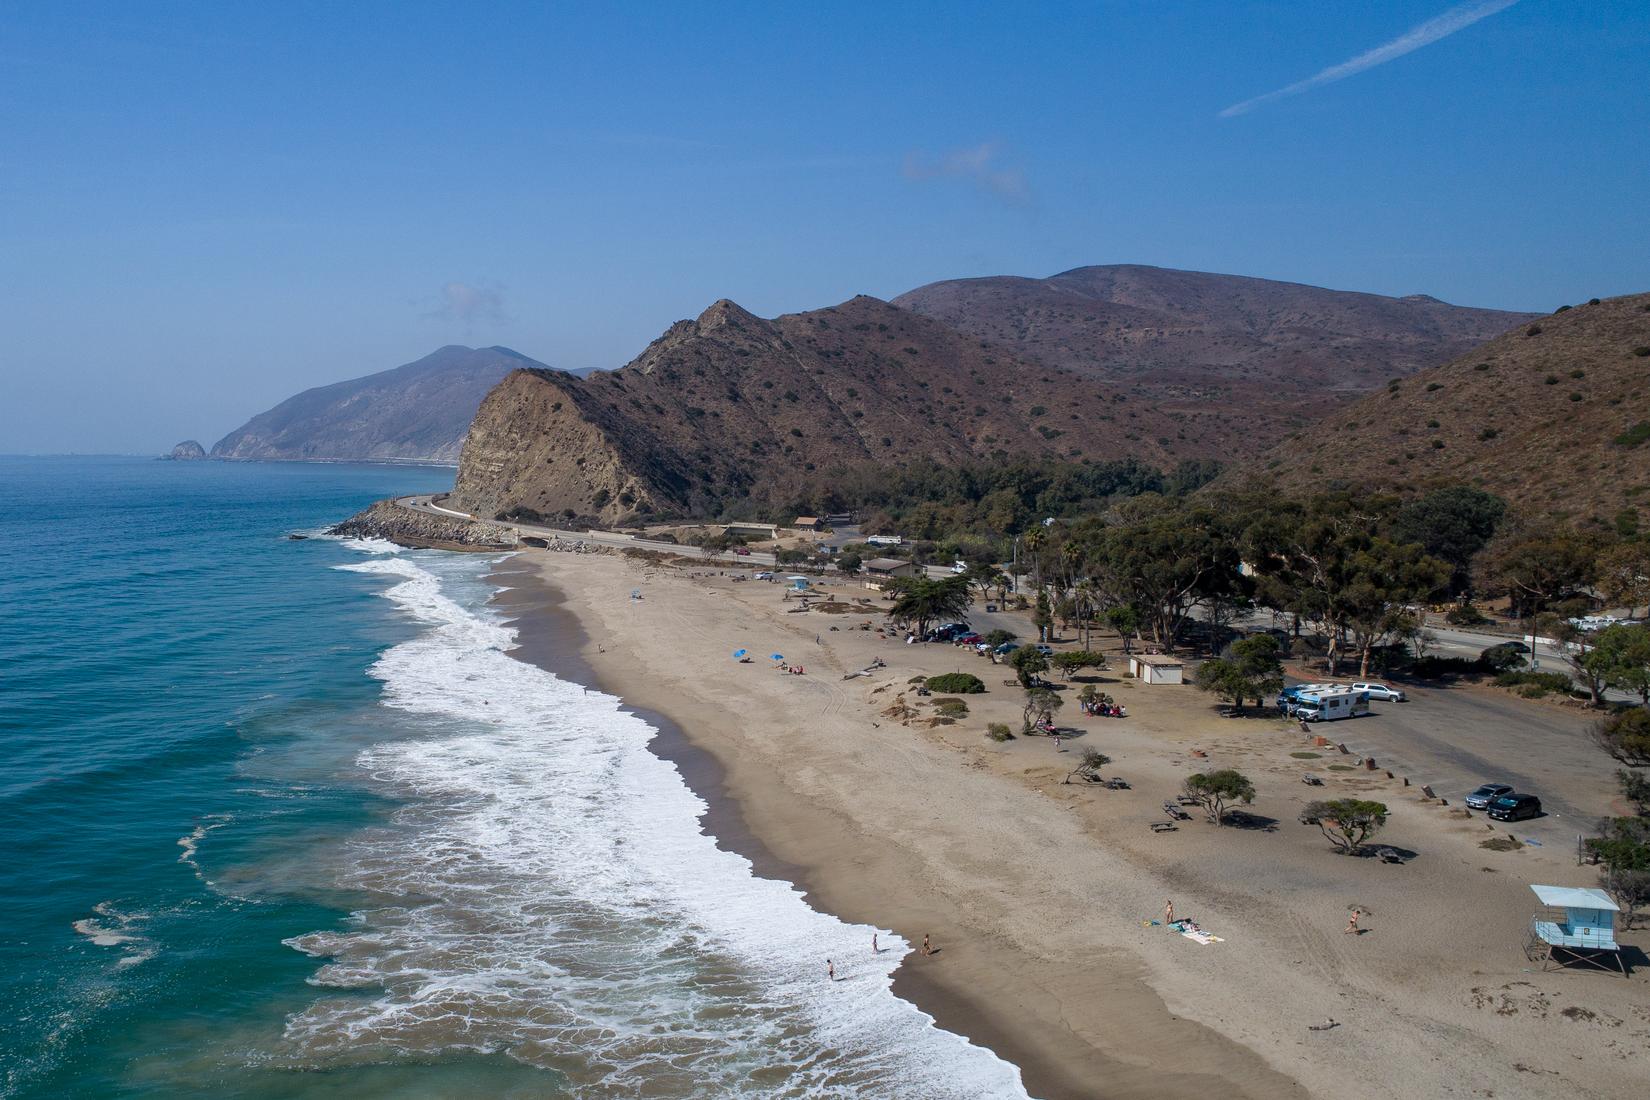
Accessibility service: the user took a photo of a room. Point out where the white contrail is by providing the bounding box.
[1219,0,1520,118]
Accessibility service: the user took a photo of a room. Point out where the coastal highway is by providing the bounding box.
[393,495,966,578]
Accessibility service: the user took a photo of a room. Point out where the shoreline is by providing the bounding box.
[487,554,1306,1100]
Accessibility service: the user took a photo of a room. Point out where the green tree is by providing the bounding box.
[965,561,1006,603]
[1343,539,1453,676]
[1388,487,1507,594]
[837,551,863,575]
[1064,747,1112,785]
[1475,524,1601,620]
[1021,686,1063,734]
[983,628,1017,648]
[1249,499,1443,677]
[1195,634,1285,711]
[1592,709,1650,768]
[1106,605,1139,654]
[1033,586,1054,642]
[1009,645,1050,688]
[1597,542,1650,619]
[1585,623,1650,705]
[1181,769,1256,825]
[1084,498,1244,651]
[1300,799,1390,854]
[1051,651,1108,679]
[888,576,972,640]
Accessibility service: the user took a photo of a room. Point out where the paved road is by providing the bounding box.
[1285,677,1618,847]
[396,496,961,579]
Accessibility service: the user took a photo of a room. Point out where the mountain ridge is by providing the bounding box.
[894,264,1537,447]
[211,345,540,464]
[1226,291,1650,521]
[448,294,1208,524]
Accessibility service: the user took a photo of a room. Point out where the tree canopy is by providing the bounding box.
[888,575,972,639]
[1300,799,1390,854]
[1195,634,1285,710]
[1182,769,1256,825]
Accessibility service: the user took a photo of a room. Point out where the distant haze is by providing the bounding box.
[2,4,1645,453]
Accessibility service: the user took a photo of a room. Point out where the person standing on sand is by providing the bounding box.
[1053,732,1063,752]
[921,934,933,956]
[872,933,878,953]
[827,958,835,980]
[1344,909,1360,934]
[1165,899,1174,924]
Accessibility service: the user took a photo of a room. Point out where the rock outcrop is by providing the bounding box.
[213,346,542,464]
[328,499,517,550]
[448,295,1196,524]
[165,440,207,460]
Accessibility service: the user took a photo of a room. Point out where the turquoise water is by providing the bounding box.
[0,456,1025,1099]
[0,456,482,1097]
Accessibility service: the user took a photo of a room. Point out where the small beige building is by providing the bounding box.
[861,557,918,591]
[1128,654,1184,685]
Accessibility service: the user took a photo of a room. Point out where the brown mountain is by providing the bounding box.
[1229,292,1650,520]
[450,295,1208,523]
[894,265,1536,449]
[212,345,539,464]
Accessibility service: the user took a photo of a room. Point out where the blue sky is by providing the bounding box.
[2,1,1646,453]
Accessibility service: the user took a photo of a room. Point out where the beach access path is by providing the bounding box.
[504,549,1649,1100]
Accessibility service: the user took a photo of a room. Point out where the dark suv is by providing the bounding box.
[1485,793,1542,822]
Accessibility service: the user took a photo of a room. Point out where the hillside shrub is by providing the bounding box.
[1494,670,1577,698]
[1634,346,1650,357]
[1526,325,1543,336]
[986,722,1014,742]
[1478,428,1499,441]
[925,672,984,695]
[934,698,970,719]
[1615,422,1650,448]
[1445,603,1489,626]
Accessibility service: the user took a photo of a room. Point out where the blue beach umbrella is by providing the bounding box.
[770,653,784,662]
[733,648,748,660]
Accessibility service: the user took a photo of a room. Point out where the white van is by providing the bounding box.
[1294,688,1370,722]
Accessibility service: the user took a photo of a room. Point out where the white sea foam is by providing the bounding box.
[284,552,1029,1096]
[73,902,155,967]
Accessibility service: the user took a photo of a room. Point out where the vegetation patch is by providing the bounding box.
[1290,751,1322,759]
[932,698,970,719]
[925,672,984,694]
[1480,836,1524,852]
[1613,421,1650,448]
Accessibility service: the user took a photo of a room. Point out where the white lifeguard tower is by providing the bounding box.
[1524,885,1625,977]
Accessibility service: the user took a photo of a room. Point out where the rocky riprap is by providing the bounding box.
[328,499,517,549]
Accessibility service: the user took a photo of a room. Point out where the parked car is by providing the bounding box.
[1480,641,1531,668]
[1465,783,1515,810]
[753,571,773,581]
[993,642,1020,656]
[1034,643,1055,657]
[1485,793,1542,822]
[1350,681,1406,702]
[954,633,982,646]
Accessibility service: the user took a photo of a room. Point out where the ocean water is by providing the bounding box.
[0,456,1026,1099]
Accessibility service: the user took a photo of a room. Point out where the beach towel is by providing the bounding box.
[1180,929,1224,945]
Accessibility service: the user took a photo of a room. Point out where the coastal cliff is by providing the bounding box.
[328,499,516,550]
[448,295,1195,525]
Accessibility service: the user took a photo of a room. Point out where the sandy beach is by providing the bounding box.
[498,549,1648,1100]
